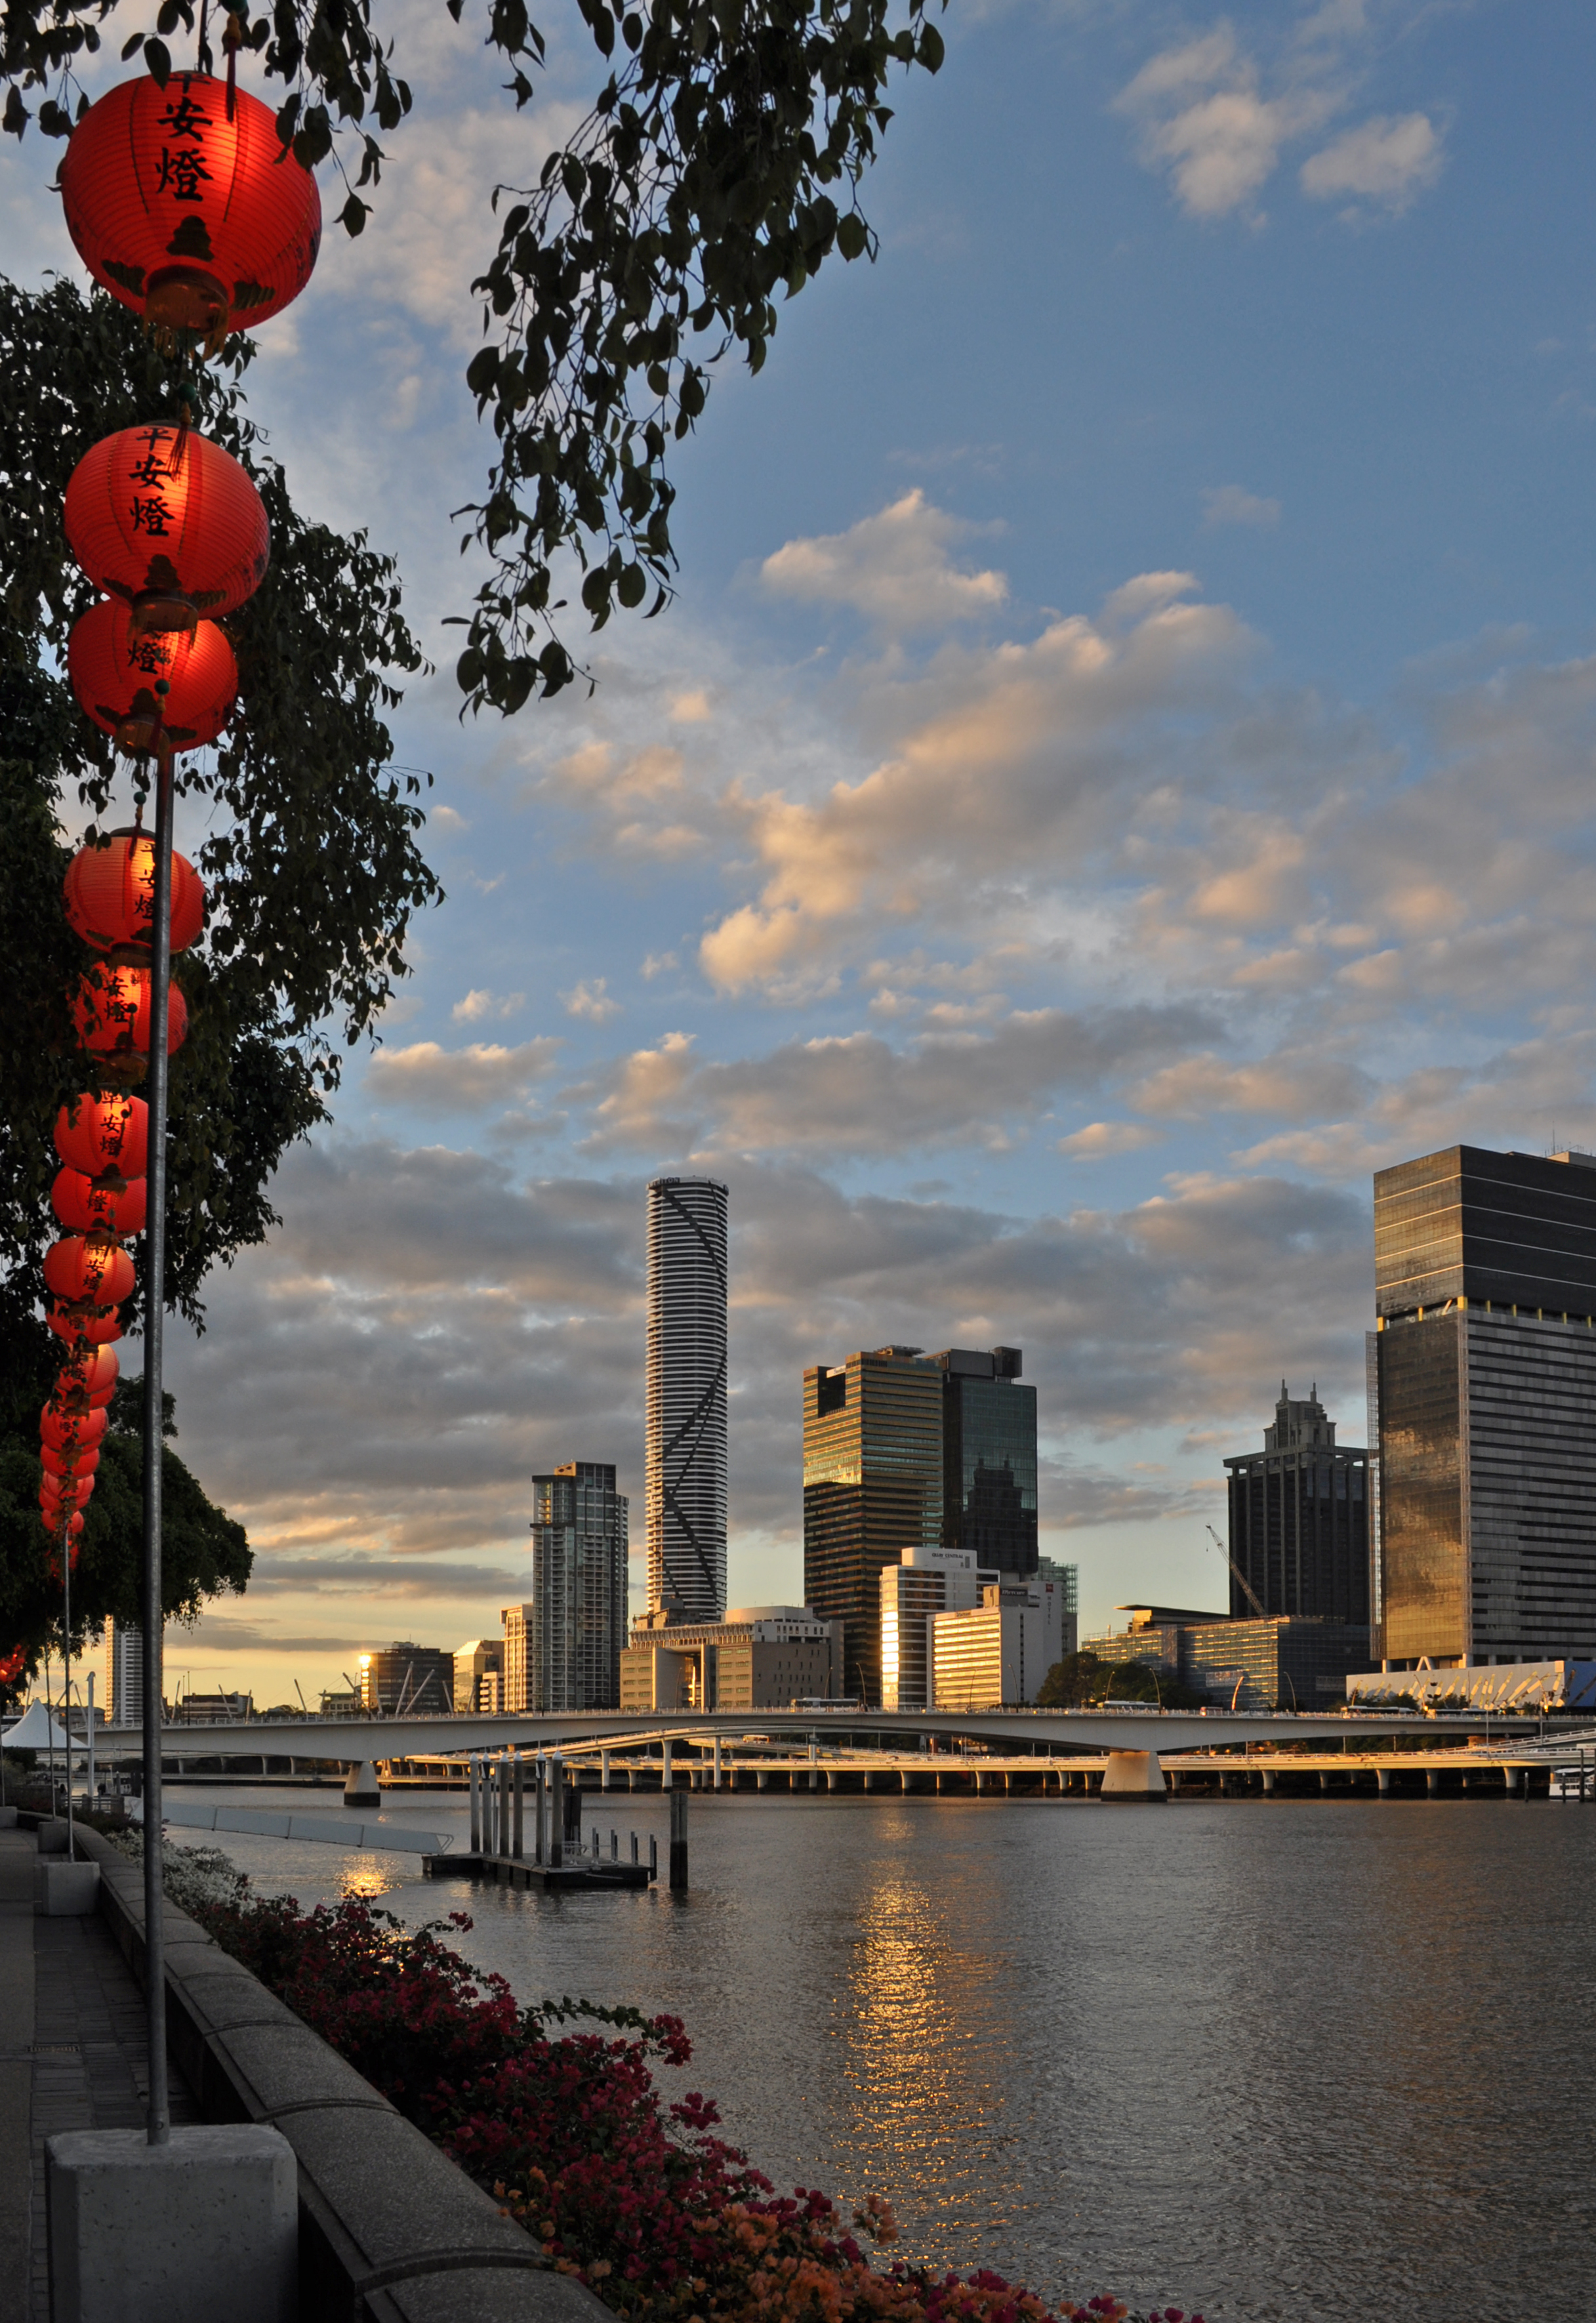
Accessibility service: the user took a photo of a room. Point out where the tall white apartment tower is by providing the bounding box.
[645,1176,728,1621]
[100,1620,144,1727]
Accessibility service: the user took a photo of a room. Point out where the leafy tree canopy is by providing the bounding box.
[1036,1650,1210,1713]
[0,1365,251,1691]
[0,275,436,1321]
[0,0,947,709]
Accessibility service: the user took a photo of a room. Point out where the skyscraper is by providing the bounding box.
[1372,1143,1596,1666]
[100,1619,142,1728]
[803,1346,943,1705]
[528,1461,628,1710]
[646,1176,728,1620]
[934,1346,1038,1575]
[1223,1384,1369,1626]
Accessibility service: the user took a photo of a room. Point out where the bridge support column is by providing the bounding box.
[714,1736,722,1791]
[468,1758,480,1853]
[1100,1750,1166,1803]
[661,1740,672,1792]
[512,1752,524,1857]
[600,1750,611,1792]
[1426,1769,1441,1796]
[343,1760,381,1810]
[1378,1768,1392,1794]
[1319,1772,1332,1794]
[1504,1766,1521,1794]
[758,1769,768,1791]
[1261,1769,1277,1795]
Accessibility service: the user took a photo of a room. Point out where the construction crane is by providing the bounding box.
[1206,1522,1267,1619]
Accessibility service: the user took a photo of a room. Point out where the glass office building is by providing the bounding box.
[646,1176,728,1621]
[803,1347,943,1705]
[935,1346,1038,1577]
[1223,1384,1369,1628]
[1373,1144,1596,1666]
[528,1461,628,1711]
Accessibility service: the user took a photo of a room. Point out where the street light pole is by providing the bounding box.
[140,738,175,2148]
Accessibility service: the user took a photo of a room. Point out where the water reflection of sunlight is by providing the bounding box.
[338,1859,401,1903]
[842,1832,1023,2268]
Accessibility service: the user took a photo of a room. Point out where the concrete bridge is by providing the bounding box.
[86,1701,1540,1769]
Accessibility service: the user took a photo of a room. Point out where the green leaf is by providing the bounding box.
[144,38,172,87]
[836,212,869,261]
[338,194,371,237]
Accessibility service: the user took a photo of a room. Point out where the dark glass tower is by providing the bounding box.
[803,1347,942,1706]
[529,1462,628,1711]
[1373,1144,1596,1666]
[935,1346,1038,1576]
[1223,1385,1369,1626]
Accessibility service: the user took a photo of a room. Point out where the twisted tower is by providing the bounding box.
[646,1176,728,1620]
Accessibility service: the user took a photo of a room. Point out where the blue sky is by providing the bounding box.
[13,0,1596,1702]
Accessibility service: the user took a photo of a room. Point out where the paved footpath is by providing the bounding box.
[0,1828,198,2323]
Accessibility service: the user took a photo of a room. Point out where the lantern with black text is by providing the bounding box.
[64,829,206,955]
[68,603,237,757]
[52,1166,148,1239]
[72,961,190,1074]
[54,1092,149,1180]
[47,1302,124,1347]
[41,1403,110,1456]
[64,423,268,633]
[60,73,321,347]
[43,1235,136,1311]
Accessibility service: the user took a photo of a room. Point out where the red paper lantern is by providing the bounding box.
[45,1521,87,1563]
[42,1441,100,1483]
[0,1647,26,1687]
[51,1165,148,1239]
[72,963,189,1068]
[64,424,268,633]
[64,826,206,954]
[68,604,237,757]
[47,1302,125,1347]
[54,1092,149,1179]
[60,72,321,344]
[41,1472,93,1513]
[40,1403,109,1454]
[43,1235,136,1309]
[55,1346,120,1409]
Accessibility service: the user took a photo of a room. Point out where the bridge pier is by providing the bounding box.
[662,1740,672,1792]
[1378,1768,1392,1794]
[757,1769,768,1791]
[343,1759,381,1809]
[1261,1769,1276,1794]
[1101,1750,1166,1803]
[1504,1766,1521,1794]
[714,1736,722,1791]
[1319,1772,1332,1794]
[600,1749,611,1792]
[1427,1769,1441,1796]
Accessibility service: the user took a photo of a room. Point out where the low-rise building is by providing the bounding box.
[453,1638,503,1713]
[620,1605,845,1712]
[501,1604,533,1714]
[173,1690,253,1723]
[929,1580,1064,1710]
[881,1546,991,1710]
[358,1642,453,1716]
[1084,1603,1369,1710]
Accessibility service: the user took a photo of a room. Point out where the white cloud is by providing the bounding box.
[1203,483,1281,528]
[1059,1122,1164,1161]
[562,977,622,1022]
[451,989,524,1023]
[1113,27,1338,220]
[760,491,1008,634]
[365,1038,561,1113]
[1301,113,1443,211]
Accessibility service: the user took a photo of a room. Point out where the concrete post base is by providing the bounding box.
[342,1760,381,1808]
[46,2124,296,2323]
[1099,1750,1167,1802]
[35,1860,100,1916]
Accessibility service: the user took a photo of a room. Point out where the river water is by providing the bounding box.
[158,1782,1596,2319]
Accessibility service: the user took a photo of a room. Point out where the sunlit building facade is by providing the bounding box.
[453,1637,503,1714]
[1374,1143,1596,1667]
[929,1580,1063,1711]
[619,1605,844,1711]
[804,1347,943,1706]
[357,1641,452,1714]
[100,1618,143,1728]
[646,1176,729,1621]
[880,1546,988,1710]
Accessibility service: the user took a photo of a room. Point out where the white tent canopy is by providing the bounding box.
[3,1701,74,1750]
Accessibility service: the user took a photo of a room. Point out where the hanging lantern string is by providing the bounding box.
[197,0,212,77]
[223,10,243,125]
[171,379,196,474]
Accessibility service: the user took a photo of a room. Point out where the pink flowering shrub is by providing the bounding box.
[192,1889,1197,2323]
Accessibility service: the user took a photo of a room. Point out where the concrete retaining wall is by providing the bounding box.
[71,1825,610,2323]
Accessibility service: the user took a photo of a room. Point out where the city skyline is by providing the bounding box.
[12,4,1596,1705]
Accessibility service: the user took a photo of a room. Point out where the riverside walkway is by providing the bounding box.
[0,1826,199,2323]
